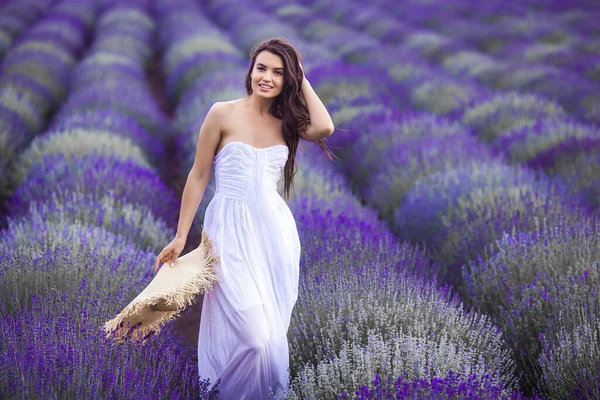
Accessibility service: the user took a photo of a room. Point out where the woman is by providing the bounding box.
[154,38,335,398]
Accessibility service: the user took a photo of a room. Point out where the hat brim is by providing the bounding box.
[101,230,220,343]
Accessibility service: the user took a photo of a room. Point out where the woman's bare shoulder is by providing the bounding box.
[214,98,244,116]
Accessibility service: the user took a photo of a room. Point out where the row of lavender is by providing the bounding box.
[369,0,600,82]
[256,0,600,397]
[347,0,600,126]
[154,0,525,398]
[291,0,600,214]
[0,0,55,60]
[349,0,600,186]
[287,0,599,243]
[0,0,95,210]
[0,1,210,398]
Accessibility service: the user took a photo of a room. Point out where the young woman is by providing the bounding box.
[154,38,335,398]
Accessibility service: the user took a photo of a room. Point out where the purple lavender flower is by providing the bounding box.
[54,84,169,135]
[0,287,210,398]
[463,217,600,394]
[461,91,568,142]
[7,152,180,226]
[48,108,166,163]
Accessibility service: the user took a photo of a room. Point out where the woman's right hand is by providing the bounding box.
[154,236,186,272]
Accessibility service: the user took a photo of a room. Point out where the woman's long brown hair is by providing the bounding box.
[245,38,337,201]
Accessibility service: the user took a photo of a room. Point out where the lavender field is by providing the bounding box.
[1,0,599,398]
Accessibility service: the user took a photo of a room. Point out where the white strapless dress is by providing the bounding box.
[197,141,301,399]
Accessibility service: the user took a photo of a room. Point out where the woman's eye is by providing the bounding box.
[257,67,281,75]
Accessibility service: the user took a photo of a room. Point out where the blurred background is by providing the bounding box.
[1,0,599,398]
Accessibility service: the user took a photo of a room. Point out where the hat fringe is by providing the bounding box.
[102,230,220,343]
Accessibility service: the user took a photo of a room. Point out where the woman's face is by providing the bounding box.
[251,50,284,98]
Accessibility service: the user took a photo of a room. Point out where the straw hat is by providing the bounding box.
[102,230,220,343]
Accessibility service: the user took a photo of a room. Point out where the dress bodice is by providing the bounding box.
[212,141,289,200]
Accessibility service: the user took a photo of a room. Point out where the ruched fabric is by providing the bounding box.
[198,141,301,399]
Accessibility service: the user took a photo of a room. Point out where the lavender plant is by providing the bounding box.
[587,58,600,81]
[0,104,30,197]
[394,161,526,245]
[394,160,585,286]
[347,108,472,167]
[163,31,240,75]
[46,0,95,30]
[22,13,89,54]
[70,54,146,92]
[0,72,55,110]
[291,187,436,282]
[522,68,600,124]
[289,192,380,234]
[10,127,152,187]
[361,134,492,223]
[0,79,43,132]
[0,1,95,200]
[0,219,158,315]
[463,217,600,394]
[409,77,488,118]
[293,144,356,203]
[14,192,174,252]
[322,3,411,46]
[398,30,464,64]
[319,30,384,63]
[461,91,568,142]
[1,0,95,102]
[53,84,168,134]
[47,108,165,163]
[7,153,180,226]
[0,104,27,191]
[492,64,565,91]
[519,42,575,65]
[0,287,210,399]
[154,0,216,60]
[3,42,73,97]
[384,57,438,86]
[546,151,600,209]
[325,96,399,160]
[491,118,600,168]
[172,69,246,137]
[345,112,490,220]
[434,177,583,275]
[165,52,244,103]
[442,50,510,86]
[538,285,600,400]
[0,0,55,59]
[205,3,297,54]
[308,61,402,108]
[287,256,515,398]
[91,6,155,61]
[339,371,523,400]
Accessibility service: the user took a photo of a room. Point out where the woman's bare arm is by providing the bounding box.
[175,102,224,240]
